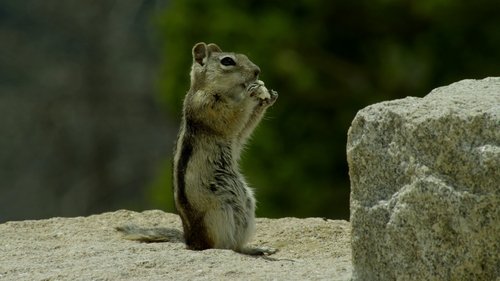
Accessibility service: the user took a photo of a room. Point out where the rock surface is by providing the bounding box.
[0,210,351,280]
[347,77,500,280]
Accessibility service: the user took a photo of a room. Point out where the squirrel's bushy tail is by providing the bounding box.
[116,225,184,243]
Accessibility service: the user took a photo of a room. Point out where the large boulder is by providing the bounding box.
[347,77,499,280]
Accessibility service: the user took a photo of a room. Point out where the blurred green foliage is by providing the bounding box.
[148,0,500,219]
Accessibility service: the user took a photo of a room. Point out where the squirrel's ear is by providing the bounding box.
[207,43,222,54]
[192,42,208,66]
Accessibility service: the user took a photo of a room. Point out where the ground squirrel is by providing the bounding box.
[117,42,277,255]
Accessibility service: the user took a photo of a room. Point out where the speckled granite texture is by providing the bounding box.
[348,77,499,281]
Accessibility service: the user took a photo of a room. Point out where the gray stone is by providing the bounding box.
[347,77,499,280]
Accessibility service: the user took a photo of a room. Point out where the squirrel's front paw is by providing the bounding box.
[247,80,268,98]
[247,80,278,106]
[261,89,278,106]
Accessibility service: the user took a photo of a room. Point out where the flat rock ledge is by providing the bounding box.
[348,77,500,280]
[0,210,351,281]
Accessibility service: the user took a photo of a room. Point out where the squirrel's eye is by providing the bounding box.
[220,57,236,66]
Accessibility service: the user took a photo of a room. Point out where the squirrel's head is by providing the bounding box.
[189,42,260,95]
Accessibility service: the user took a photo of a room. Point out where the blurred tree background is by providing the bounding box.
[0,0,498,222]
[150,0,500,219]
[0,0,171,222]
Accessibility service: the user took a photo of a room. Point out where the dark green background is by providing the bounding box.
[149,0,500,220]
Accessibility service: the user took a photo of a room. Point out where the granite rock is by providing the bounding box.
[347,77,499,280]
